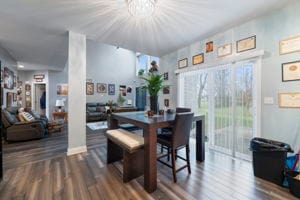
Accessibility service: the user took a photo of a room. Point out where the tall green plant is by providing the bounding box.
[141,73,164,96]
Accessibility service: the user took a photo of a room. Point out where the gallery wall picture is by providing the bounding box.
[57,83,68,95]
[119,85,126,96]
[4,67,14,89]
[108,84,115,95]
[192,53,204,65]
[236,35,256,53]
[206,41,213,53]
[282,61,300,82]
[279,35,300,55]
[127,86,132,93]
[217,43,232,57]
[97,83,107,93]
[86,82,94,95]
[164,99,169,107]
[0,87,3,106]
[6,92,13,107]
[163,86,170,94]
[13,93,17,102]
[178,58,188,69]
[163,72,168,80]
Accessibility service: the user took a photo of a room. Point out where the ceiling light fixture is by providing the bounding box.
[127,0,158,19]
[18,65,24,68]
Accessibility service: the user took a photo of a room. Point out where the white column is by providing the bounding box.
[67,31,87,156]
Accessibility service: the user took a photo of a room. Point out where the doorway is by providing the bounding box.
[34,84,46,115]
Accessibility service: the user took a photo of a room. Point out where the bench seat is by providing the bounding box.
[106,128,144,182]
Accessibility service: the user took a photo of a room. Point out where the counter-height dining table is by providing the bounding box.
[108,111,205,193]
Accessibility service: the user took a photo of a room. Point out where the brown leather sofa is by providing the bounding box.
[1,107,47,142]
[86,103,108,122]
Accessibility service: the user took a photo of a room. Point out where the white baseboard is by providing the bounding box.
[67,145,87,156]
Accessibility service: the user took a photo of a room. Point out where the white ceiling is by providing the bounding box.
[0,0,292,70]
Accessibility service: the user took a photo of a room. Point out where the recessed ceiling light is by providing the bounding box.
[18,65,24,68]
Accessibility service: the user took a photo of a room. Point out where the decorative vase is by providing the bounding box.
[150,96,158,114]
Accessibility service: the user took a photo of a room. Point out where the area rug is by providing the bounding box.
[86,121,108,130]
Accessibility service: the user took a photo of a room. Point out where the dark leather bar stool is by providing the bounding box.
[159,107,192,155]
[157,112,194,182]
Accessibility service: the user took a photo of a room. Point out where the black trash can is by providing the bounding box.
[285,171,300,198]
[250,137,293,186]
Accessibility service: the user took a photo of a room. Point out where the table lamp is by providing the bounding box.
[55,99,64,112]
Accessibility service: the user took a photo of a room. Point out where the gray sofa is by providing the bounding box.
[86,103,108,122]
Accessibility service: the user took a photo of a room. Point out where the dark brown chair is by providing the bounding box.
[160,107,192,153]
[157,112,194,182]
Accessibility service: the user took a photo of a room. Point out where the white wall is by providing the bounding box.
[159,2,300,151]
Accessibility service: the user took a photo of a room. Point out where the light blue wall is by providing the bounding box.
[86,39,137,105]
[159,1,300,150]
[0,44,18,108]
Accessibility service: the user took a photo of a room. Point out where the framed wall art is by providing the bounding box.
[3,67,14,89]
[86,82,94,95]
[282,61,300,82]
[6,92,13,107]
[164,99,169,107]
[192,53,204,65]
[163,86,170,94]
[163,72,168,80]
[279,35,300,55]
[97,83,107,93]
[119,85,126,96]
[217,43,232,57]
[206,41,213,53]
[178,58,188,69]
[236,36,256,53]
[126,86,132,93]
[57,83,68,95]
[108,84,115,95]
[278,92,300,108]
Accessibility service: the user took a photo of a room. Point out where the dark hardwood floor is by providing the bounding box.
[0,128,297,200]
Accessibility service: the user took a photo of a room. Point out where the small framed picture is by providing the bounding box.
[282,61,300,82]
[57,83,68,95]
[279,35,300,55]
[164,99,169,107]
[206,41,213,53]
[278,92,300,108]
[13,93,17,101]
[86,82,94,95]
[163,72,168,80]
[178,58,188,69]
[236,35,256,53]
[108,84,115,95]
[192,53,204,65]
[163,86,170,94]
[217,43,232,57]
[97,83,107,93]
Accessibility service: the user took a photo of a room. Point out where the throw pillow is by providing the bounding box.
[19,112,35,122]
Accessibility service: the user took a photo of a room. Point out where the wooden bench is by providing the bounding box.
[106,129,144,182]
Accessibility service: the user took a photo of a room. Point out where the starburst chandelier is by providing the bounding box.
[127,0,158,18]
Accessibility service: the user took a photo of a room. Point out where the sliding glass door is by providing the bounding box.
[179,59,259,160]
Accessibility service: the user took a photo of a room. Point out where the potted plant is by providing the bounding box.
[141,73,165,114]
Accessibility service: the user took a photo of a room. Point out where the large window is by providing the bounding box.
[136,54,159,76]
[179,59,260,160]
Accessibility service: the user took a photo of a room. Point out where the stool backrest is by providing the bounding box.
[172,112,194,148]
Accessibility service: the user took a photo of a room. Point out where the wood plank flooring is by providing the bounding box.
[0,128,297,200]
